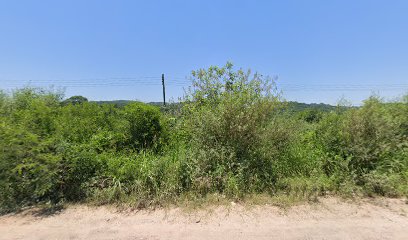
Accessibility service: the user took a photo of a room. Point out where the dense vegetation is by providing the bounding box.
[1,63,407,213]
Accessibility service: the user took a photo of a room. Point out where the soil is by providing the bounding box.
[1,197,407,240]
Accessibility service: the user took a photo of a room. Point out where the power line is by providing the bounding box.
[0,82,188,88]
[0,77,191,85]
[0,77,407,92]
[0,77,191,88]
[277,84,408,91]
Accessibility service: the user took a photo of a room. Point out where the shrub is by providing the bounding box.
[181,63,297,195]
[123,102,167,151]
[1,75,407,212]
[0,114,60,212]
[315,95,408,195]
[56,144,104,201]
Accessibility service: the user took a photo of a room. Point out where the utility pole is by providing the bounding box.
[162,73,166,106]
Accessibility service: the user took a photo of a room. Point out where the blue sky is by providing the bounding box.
[0,0,407,104]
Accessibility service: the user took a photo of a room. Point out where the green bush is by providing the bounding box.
[362,171,408,197]
[123,102,167,151]
[0,88,170,211]
[181,63,299,195]
[1,69,407,212]
[0,89,62,212]
[314,95,408,195]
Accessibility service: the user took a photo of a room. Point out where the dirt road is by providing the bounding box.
[1,197,407,240]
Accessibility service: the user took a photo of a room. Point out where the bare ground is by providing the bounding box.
[1,197,407,240]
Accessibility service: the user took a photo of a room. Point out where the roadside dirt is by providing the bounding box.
[1,197,407,240]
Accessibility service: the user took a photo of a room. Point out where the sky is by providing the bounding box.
[0,0,407,105]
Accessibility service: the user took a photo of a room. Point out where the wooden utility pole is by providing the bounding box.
[162,73,166,106]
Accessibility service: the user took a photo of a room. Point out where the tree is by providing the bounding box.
[62,95,88,105]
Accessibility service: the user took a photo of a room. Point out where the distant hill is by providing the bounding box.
[91,100,338,112]
[91,100,179,110]
[148,102,166,106]
[286,101,337,113]
[91,100,137,107]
